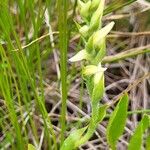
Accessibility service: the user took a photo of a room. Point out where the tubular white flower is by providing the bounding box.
[83,65,97,76]
[69,49,89,62]
[79,25,89,36]
[83,63,107,84]
[93,63,107,84]
[90,0,105,29]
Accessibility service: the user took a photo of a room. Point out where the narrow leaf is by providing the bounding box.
[106,93,129,150]
[146,134,150,150]
[97,104,108,123]
[128,115,149,150]
[75,105,107,148]
[104,0,137,15]
[60,127,87,150]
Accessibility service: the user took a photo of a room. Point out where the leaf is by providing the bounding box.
[94,38,106,63]
[128,115,150,150]
[84,76,94,99]
[75,105,107,148]
[146,134,150,150]
[104,0,137,15]
[106,93,129,150]
[97,104,108,123]
[91,104,108,133]
[92,74,105,103]
[60,127,87,150]
[28,144,36,150]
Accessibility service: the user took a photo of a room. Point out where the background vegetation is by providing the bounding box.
[0,0,150,149]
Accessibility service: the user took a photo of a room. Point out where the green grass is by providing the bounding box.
[0,0,150,149]
[0,1,57,149]
[58,0,68,145]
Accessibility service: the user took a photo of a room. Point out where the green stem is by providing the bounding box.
[106,109,150,118]
[102,45,150,63]
[58,0,68,145]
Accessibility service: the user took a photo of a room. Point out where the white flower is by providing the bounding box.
[83,63,107,84]
[69,49,89,62]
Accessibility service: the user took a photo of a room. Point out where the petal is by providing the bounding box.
[94,71,103,85]
[97,63,107,72]
[79,25,89,36]
[94,63,107,84]
[83,65,97,76]
[69,49,88,62]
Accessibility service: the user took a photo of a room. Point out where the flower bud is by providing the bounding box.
[90,0,101,12]
[93,21,115,48]
[82,63,107,83]
[83,65,97,76]
[69,49,89,62]
[93,63,107,85]
[79,25,89,37]
[79,0,91,19]
[90,0,105,31]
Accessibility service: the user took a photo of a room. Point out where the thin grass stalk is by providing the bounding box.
[0,45,25,149]
[58,0,68,145]
[0,2,57,148]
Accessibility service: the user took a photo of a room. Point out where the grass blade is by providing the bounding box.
[58,0,68,145]
[104,0,137,15]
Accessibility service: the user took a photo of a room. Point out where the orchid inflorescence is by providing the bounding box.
[61,0,115,149]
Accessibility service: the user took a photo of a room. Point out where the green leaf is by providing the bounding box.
[128,115,150,150]
[75,105,107,148]
[92,74,104,103]
[97,104,108,123]
[106,93,129,150]
[146,134,150,150]
[104,0,137,15]
[60,127,87,150]
[28,144,36,150]
[94,38,106,63]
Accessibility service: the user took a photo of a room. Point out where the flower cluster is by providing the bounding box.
[69,0,114,108]
[61,0,114,149]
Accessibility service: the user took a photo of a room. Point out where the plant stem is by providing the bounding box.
[58,0,68,145]
[102,45,150,63]
[106,109,150,118]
